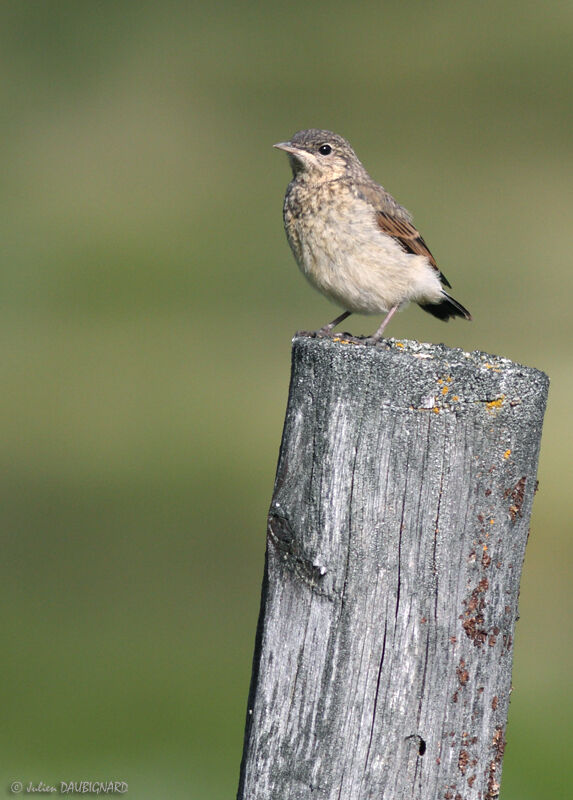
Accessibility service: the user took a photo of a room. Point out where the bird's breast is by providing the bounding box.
[282,182,442,314]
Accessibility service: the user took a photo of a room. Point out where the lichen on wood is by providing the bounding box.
[238,335,548,800]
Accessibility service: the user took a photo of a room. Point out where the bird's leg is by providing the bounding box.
[317,310,352,336]
[370,305,399,341]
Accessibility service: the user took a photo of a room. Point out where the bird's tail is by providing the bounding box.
[419,291,472,322]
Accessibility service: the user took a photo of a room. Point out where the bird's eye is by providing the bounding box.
[318,144,332,155]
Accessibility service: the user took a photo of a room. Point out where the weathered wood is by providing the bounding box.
[238,334,548,800]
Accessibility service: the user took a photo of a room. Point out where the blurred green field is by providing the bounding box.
[1,1,571,797]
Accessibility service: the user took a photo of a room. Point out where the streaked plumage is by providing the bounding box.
[274,129,471,339]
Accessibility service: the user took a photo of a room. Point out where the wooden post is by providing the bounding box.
[237,335,548,800]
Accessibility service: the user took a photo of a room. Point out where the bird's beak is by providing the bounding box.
[274,140,317,171]
[273,141,299,155]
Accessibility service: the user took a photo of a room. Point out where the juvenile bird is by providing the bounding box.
[274,129,471,340]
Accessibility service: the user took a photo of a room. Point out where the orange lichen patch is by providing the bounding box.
[433,407,441,414]
[452,395,459,402]
[395,341,404,348]
[489,519,495,525]
[503,449,511,459]
[442,386,449,395]
[486,395,505,412]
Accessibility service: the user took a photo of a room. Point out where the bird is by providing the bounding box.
[274,129,471,340]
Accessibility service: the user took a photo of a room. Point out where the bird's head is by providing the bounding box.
[274,129,365,184]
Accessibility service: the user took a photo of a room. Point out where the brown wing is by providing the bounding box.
[376,211,451,288]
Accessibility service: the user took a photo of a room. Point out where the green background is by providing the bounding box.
[1,1,570,797]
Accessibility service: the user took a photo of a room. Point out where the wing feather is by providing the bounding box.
[376,211,451,288]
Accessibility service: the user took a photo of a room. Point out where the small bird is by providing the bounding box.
[274,129,471,340]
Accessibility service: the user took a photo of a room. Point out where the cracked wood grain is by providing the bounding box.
[237,335,548,800]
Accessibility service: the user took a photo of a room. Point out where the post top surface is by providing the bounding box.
[291,333,549,411]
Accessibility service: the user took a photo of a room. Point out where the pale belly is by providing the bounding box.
[286,202,443,315]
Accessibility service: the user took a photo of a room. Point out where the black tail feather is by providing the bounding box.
[419,291,472,322]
